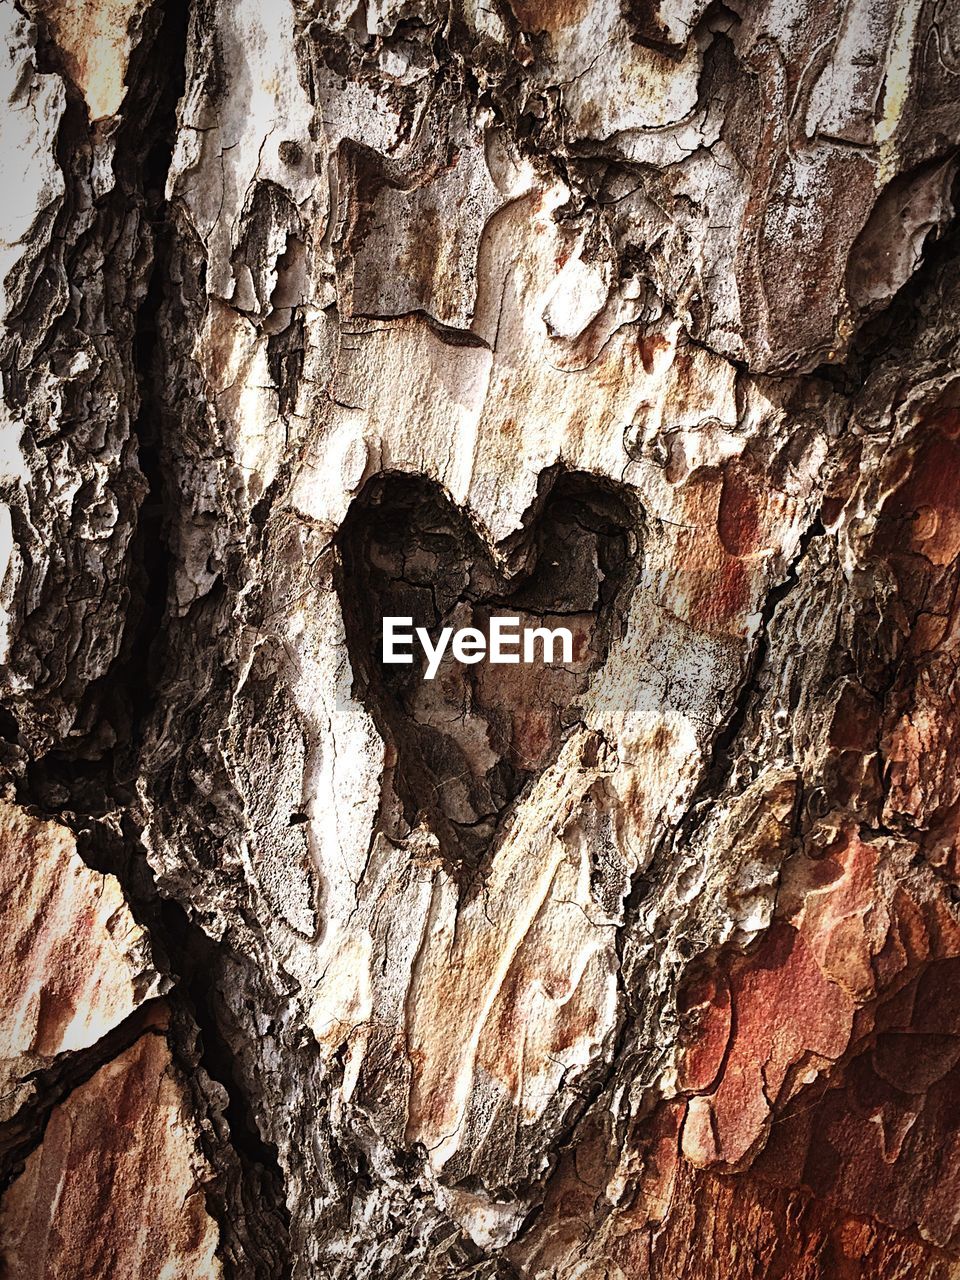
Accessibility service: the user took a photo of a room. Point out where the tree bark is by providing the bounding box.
[2,0,960,1276]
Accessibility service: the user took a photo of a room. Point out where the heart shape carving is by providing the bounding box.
[335,469,639,872]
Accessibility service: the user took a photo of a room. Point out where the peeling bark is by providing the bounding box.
[2,0,960,1276]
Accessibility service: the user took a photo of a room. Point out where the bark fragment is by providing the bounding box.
[0,801,163,1127]
[0,1027,223,1280]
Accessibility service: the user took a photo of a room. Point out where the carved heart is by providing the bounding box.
[335,470,639,871]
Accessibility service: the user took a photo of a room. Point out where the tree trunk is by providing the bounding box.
[2,0,960,1276]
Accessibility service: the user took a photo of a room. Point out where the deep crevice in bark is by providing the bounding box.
[675,514,828,847]
[1,2,295,1274]
[811,170,960,397]
[157,898,294,1278]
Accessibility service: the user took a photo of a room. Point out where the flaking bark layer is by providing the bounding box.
[2,0,960,1276]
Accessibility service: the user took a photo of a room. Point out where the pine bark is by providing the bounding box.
[2,0,960,1276]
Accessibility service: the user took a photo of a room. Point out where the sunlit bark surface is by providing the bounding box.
[2,0,960,1275]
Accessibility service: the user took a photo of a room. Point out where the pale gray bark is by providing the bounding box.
[2,1,960,1277]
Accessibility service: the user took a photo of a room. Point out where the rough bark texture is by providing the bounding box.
[2,0,960,1276]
